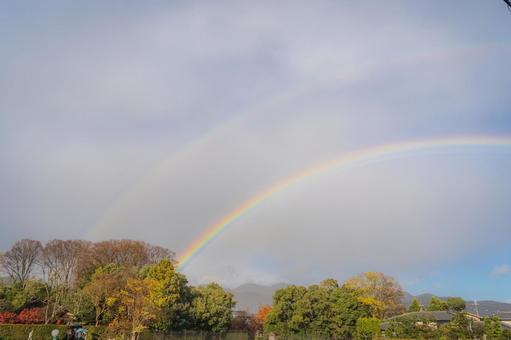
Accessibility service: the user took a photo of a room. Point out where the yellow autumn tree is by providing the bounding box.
[343,272,404,318]
[117,277,159,340]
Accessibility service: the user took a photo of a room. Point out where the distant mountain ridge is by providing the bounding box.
[232,283,511,316]
[404,292,511,317]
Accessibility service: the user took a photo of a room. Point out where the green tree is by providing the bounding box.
[408,298,421,312]
[446,297,466,313]
[428,296,448,311]
[265,281,370,339]
[355,317,381,340]
[145,259,192,331]
[190,283,235,333]
[484,316,503,339]
[440,312,476,339]
[264,285,308,335]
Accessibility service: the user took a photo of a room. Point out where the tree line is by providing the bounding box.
[257,272,511,340]
[0,239,234,339]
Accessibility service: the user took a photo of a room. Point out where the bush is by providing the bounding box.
[355,317,381,340]
[0,312,16,324]
[16,308,44,324]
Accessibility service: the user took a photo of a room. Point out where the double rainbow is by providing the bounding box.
[177,136,511,270]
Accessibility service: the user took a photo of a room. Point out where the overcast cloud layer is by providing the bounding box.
[2,1,511,300]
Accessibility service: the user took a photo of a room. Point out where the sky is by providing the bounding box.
[1,1,511,301]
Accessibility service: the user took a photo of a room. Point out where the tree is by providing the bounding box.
[264,285,308,335]
[0,239,42,288]
[145,259,191,331]
[440,312,477,339]
[190,283,235,333]
[76,240,174,285]
[40,240,86,323]
[408,298,421,312]
[82,265,128,326]
[355,317,381,340]
[255,305,272,328]
[116,277,159,340]
[484,316,503,339]
[428,296,448,311]
[264,281,370,339]
[446,297,465,313]
[344,272,405,318]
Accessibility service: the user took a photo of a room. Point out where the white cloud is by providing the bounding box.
[491,265,511,277]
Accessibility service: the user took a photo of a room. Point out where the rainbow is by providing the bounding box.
[176,136,511,270]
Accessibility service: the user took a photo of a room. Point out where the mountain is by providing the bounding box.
[230,283,287,313]
[231,283,511,316]
[404,293,511,317]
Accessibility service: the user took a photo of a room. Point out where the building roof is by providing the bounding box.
[380,311,455,330]
[389,311,455,322]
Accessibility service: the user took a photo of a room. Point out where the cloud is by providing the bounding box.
[1,1,511,294]
[491,265,511,277]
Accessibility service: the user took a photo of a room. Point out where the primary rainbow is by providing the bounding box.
[176,136,511,270]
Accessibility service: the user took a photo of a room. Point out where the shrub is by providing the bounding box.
[16,308,44,324]
[0,312,16,324]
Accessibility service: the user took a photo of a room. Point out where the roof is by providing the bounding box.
[380,311,455,330]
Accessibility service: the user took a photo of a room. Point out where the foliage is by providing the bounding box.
[446,297,466,312]
[81,264,128,326]
[145,259,192,331]
[0,280,45,312]
[116,277,159,339]
[484,316,504,339]
[343,272,405,318]
[264,279,370,339]
[355,317,381,340]
[255,305,272,327]
[408,298,421,312]
[0,311,17,323]
[439,312,481,339]
[16,308,44,324]
[427,296,448,311]
[190,283,235,333]
[384,315,438,339]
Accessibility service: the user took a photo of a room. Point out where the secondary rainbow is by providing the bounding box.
[177,136,511,270]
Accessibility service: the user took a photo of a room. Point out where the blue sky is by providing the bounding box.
[1,1,511,300]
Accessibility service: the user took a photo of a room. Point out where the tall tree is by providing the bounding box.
[145,259,191,331]
[82,265,128,326]
[446,297,466,313]
[408,298,421,312]
[427,296,448,311]
[40,239,87,322]
[0,239,42,288]
[190,283,235,333]
[116,277,159,340]
[344,272,405,318]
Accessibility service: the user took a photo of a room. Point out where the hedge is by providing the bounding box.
[0,324,106,340]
